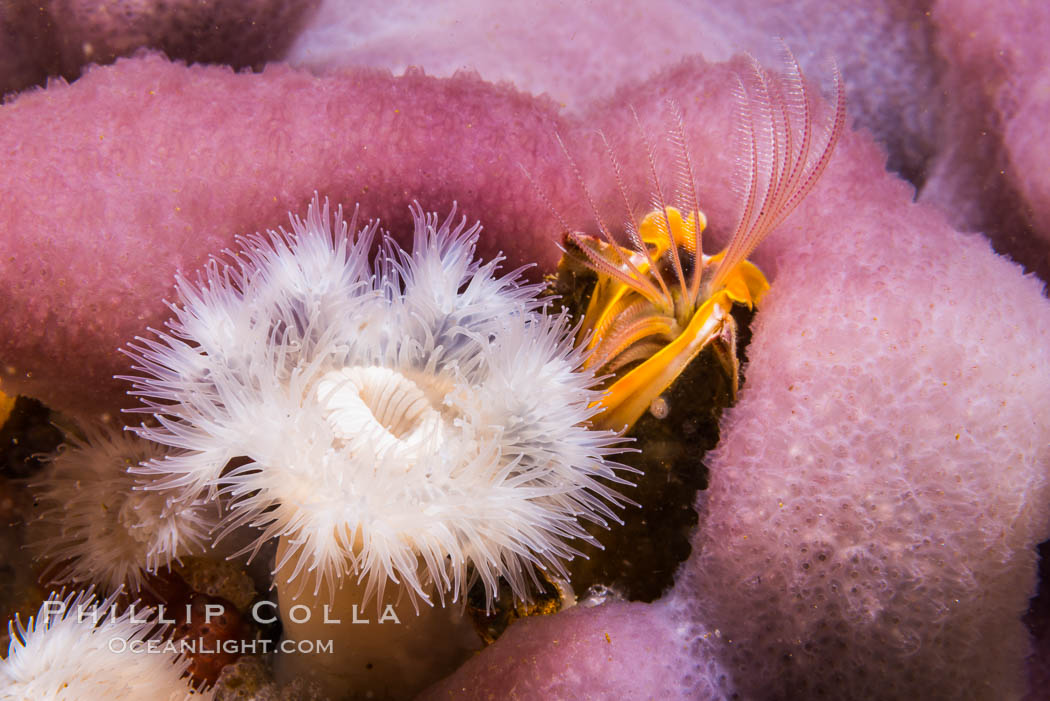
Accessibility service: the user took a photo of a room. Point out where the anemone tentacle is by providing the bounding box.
[122,194,632,609]
[30,424,215,595]
[0,590,206,699]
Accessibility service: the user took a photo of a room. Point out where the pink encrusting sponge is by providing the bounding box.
[426,58,1050,699]
[2,49,1050,698]
[0,0,319,97]
[675,176,1050,698]
[0,53,576,421]
[418,599,718,701]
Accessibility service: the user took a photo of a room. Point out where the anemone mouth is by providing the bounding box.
[118,491,159,545]
[316,366,453,463]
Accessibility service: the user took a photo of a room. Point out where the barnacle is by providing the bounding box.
[560,54,845,433]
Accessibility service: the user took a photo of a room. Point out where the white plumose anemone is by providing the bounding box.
[0,590,207,700]
[122,196,631,698]
[30,425,214,595]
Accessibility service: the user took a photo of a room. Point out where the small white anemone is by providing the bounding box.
[30,425,215,595]
[0,590,207,700]
[122,194,632,609]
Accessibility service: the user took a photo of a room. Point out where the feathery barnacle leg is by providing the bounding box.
[121,194,632,698]
[557,52,845,435]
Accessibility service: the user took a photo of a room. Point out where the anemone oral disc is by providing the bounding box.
[316,366,449,464]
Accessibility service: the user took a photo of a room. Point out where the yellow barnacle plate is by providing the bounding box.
[0,389,15,428]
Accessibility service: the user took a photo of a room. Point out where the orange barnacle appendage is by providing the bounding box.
[638,207,703,258]
[569,198,775,433]
[0,389,14,427]
[546,50,844,434]
[706,251,771,310]
[591,294,728,433]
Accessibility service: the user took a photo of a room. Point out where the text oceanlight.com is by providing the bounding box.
[108,638,334,655]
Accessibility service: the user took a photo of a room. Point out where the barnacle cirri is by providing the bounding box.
[557,54,846,433]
